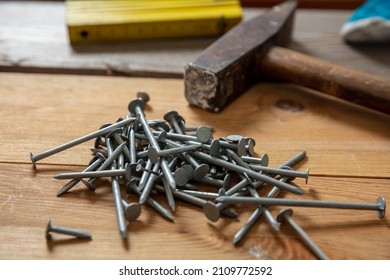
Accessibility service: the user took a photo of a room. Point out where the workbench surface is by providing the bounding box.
[0,72,389,260]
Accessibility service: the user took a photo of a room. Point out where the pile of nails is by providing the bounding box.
[30,92,386,259]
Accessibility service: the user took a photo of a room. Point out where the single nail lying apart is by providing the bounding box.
[46,220,91,240]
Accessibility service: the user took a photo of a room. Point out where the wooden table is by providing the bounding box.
[0,72,389,260]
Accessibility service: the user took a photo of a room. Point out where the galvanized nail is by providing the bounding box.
[29,117,135,167]
[277,209,330,260]
[217,196,386,218]
[46,219,91,240]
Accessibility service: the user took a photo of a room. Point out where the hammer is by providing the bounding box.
[184,0,390,115]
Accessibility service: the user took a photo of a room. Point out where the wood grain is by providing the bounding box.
[0,73,389,259]
[0,2,389,77]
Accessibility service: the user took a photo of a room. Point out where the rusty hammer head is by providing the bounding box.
[184,0,297,112]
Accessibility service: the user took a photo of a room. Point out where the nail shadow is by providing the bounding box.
[46,235,92,252]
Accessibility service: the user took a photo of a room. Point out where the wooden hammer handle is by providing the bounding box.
[262,46,390,115]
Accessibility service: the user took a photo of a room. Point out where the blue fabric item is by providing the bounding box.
[347,0,390,22]
[341,0,390,43]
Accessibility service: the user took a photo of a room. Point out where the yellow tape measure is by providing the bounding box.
[66,0,243,44]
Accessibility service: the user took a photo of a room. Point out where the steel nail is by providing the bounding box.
[87,141,127,185]
[191,151,304,195]
[138,159,153,191]
[277,209,330,260]
[45,219,91,239]
[219,138,247,156]
[121,199,142,222]
[197,173,231,189]
[56,154,105,196]
[128,127,137,164]
[129,179,174,221]
[217,196,386,218]
[139,162,160,204]
[184,125,215,132]
[249,165,310,183]
[167,140,209,180]
[148,143,202,164]
[128,97,176,189]
[53,163,132,181]
[162,177,176,212]
[164,110,184,134]
[247,186,280,231]
[29,117,135,167]
[174,167,189,187]
[241,154,269,166]
[107,138,128,239]
[233,151,308,245]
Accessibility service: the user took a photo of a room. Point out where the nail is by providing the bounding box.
[245,138,256,157]
[162,177,176,212]
[277,209,330,260]
[121,199,142,222]
[29,117,134,167]
[195,126,213,143]
[107,129,131,161]
[219,138,247,156]
[174,167,189,187]
[233,151,307,245]
[155,185,238,219]
[129,180,174,221]
[241,154,269,166]
[135,163,160,176]
[156,130,211,144]
[57,154,105,196]
[197,173,231,189]
[138,159,153,191]
[87,141,127,186]
[139,162,160,204]
[216,196,386,218]
[53,163,132,181]
[226,134,244,143]
[167,140,209,180]
[185,125,215,132]
[164,110,184,134]
[128,96,176,189]
[249,165,310,183]
[107,138,128,239]
[191,151,303,195]
[148,143,202,164]
[179,189,219,200]
[128,127,137,164]
[248,186,280,231]
[45,219,91,239]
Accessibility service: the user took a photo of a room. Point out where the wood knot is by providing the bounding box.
[274,99,305,112]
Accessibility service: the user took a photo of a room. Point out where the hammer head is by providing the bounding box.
[184,0,297,112]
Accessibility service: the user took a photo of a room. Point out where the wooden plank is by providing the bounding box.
[1,73,388,176]
[0,73,389,259]
[0,1,388,78]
